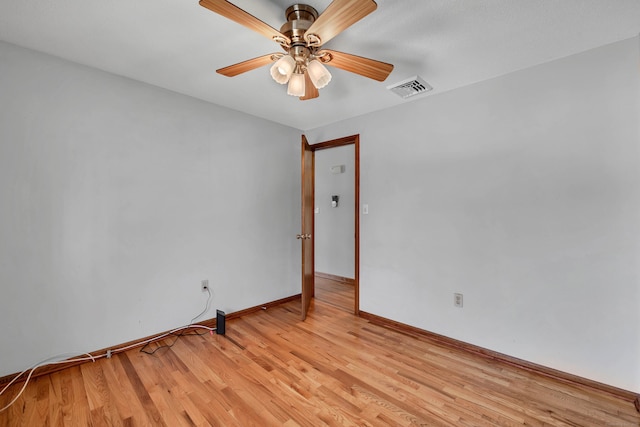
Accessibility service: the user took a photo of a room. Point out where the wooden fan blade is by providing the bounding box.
[200,0,291,45]
[304,0,377,46]
[320,49,393,81]
[216,54,278,77]
[300,70,319,100]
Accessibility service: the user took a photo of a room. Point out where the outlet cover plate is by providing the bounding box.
[454,293,463,308]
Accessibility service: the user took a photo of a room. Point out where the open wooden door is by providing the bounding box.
[299,136,314,320]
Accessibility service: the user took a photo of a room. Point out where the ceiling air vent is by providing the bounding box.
[387,76,433,99]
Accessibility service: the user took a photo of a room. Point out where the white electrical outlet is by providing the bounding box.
[454,293,463,308]
[201,279,209,292]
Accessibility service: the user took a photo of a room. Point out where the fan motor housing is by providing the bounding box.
[280,4,318,46]
[285,4,318,23]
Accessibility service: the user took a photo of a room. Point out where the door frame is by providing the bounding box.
[306,134,360,314]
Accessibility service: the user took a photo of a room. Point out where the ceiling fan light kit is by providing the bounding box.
[287,71,306,97]
[307,60,332,89]
[199,0,394,100]
[270,55,296,84]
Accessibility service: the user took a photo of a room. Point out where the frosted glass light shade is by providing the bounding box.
[307,60,332,89]
[287,73,305,97]
[270,55,295,84]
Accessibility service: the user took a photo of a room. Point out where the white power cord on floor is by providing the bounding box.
[0,288,216,413]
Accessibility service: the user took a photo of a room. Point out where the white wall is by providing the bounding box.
[305,37,640,392]
[314,146,355,278]
[0,41,300,377]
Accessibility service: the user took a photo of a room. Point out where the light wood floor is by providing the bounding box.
[2,280,639,426]
[314,276,354,313]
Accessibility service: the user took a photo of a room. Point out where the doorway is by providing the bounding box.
[301,134,360,316]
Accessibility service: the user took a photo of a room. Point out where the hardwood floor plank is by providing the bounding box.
[117,352,167,426]
[314,275,354,313]
[67,366,92,426]
[48,372,71,427]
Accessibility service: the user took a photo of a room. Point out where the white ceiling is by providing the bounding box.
[1,0,640,130]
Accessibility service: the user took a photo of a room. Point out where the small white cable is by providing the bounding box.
[0,288,216,413]
[190,287,212,325]
[0,352,98,413]
[114,323,215,354]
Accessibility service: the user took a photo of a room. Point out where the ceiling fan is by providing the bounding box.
[199,0,394,100]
